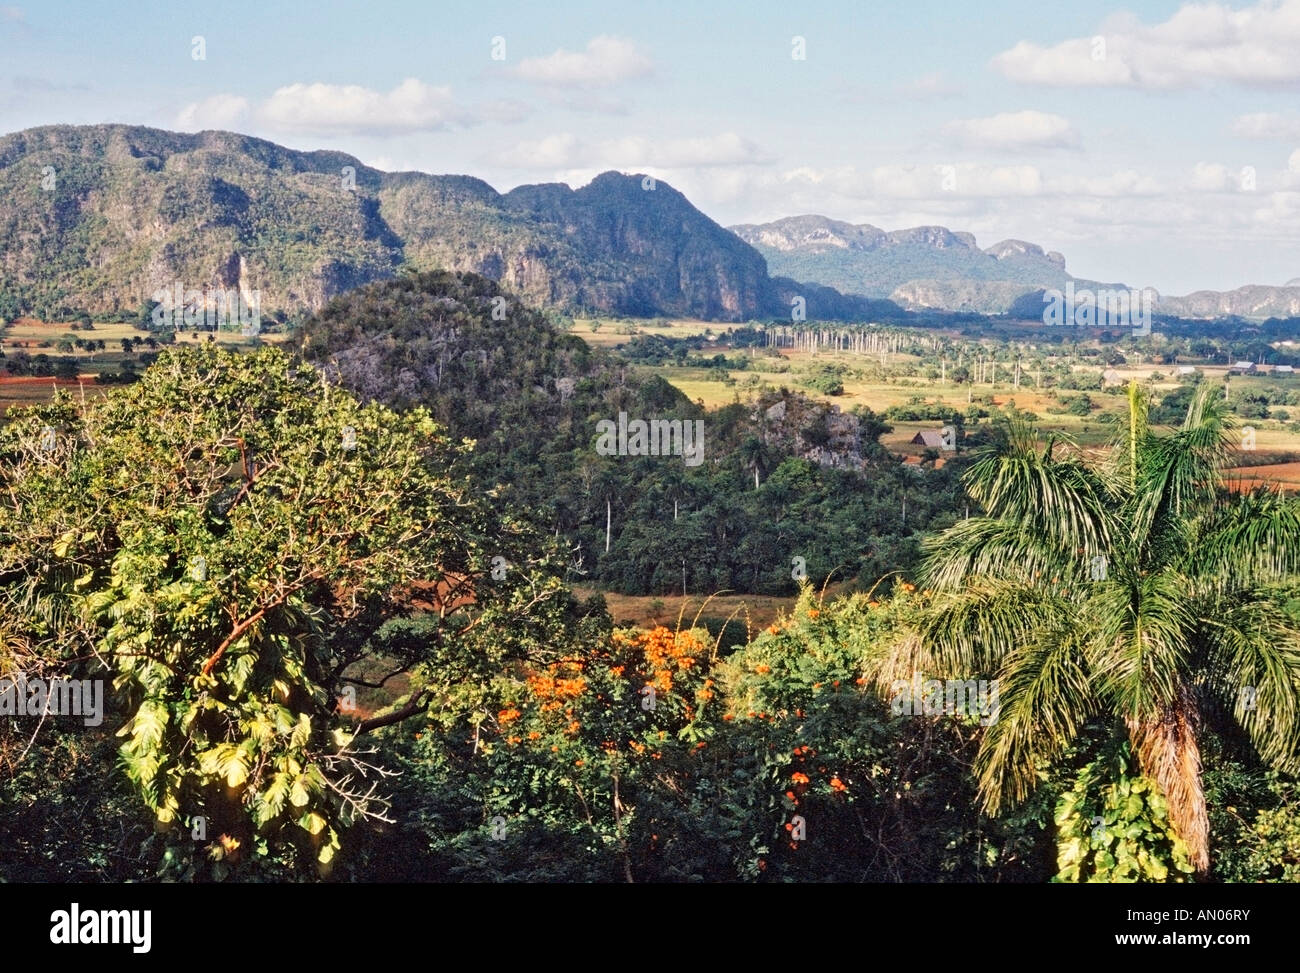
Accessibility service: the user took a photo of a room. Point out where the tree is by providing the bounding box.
[0,345,572,878]
[887,382,1300,876]
[738,435,773,490]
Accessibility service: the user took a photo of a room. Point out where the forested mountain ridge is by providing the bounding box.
[298,270,965,594]
[0,124,892,323]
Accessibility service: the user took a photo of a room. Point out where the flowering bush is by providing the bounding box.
[366,585,1060,882]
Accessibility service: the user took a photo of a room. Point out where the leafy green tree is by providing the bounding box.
[889,382,1300,875]
[0,345,571,879]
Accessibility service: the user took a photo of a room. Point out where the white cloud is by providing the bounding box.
[175,94,250,131]
[1188,162,1231,191]
[993,37,1132,87]
[257,78,463,135]
[1234,112,1300,138]
[494,131,766,170]
[780,163,1043,199]
[512,36,652,87]
[1054,169,1164,196]
[994,0,1300,89]
[496,133,582,168]
[600,133,767,167]
[0,6,24,23]
[945,110,1079,149]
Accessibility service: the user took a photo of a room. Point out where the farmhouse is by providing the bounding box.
[910,430,948,448]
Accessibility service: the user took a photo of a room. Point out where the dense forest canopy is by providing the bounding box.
[3,272,1300,885]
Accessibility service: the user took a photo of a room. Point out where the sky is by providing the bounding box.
[2,0,1299,296]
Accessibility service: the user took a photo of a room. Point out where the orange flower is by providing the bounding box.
[574,758,584,766]
[507,735,522,745]
[830,776,848,793]
[808,609,820,618]
[497,708,521,725]
[723,713,734,721]
[755,664,770,674]
[528,731,541,740]
[785,790,796,801]
[791,771,810,784]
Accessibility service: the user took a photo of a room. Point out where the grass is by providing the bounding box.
[572,587,799,634]
[573,317,742,349]
[569,326,1300,457]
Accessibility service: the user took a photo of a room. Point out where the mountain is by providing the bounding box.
[729,214,1121,313]
[732,214,1300,319]
[0,124,893,323]
[1157,284,1300,319]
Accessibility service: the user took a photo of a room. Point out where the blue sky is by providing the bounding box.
[3,0,1300,295]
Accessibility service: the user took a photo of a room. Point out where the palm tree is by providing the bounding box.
[880,382,1300,875]
[738,435,772,490]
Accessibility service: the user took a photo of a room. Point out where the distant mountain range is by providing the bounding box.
[730,214,1300,318]
[0,124,1295,323]
[0,124,892,323]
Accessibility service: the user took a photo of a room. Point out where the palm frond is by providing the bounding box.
[913,578,1069,676]
[1084,569,1194,718]
[974,623,1097,816]
[1198,594,1300,770]
[919,517,1098,592]
[1194,490,1300,587]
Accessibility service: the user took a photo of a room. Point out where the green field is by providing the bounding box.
[581,320,1300,457]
